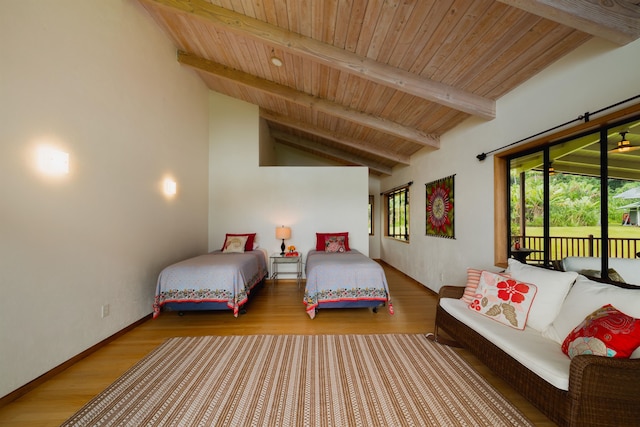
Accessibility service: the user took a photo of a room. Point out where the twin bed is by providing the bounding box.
[303,249,392,318]
[153,232,392,319]
[153,234,268,317]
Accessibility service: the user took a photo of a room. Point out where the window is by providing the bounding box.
[385,186,410,241]
[496,104,640,285]
[368,195,374,235]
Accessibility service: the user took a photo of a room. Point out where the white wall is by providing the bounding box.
[208,92,369,267]
[380,37,640,292]
[0,1,210,397]
[270,137,382,258]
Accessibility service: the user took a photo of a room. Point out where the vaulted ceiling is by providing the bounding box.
[137,0,640,175]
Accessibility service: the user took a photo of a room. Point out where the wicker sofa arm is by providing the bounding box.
[568,355,640,425]
[438,285,465,300]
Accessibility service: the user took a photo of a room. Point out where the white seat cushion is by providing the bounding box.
[440,298,571,390]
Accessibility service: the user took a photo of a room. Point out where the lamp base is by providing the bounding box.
[280,239,285,256]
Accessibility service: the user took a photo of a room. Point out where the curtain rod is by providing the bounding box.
[476,93,640,161]
[381,181,413,195]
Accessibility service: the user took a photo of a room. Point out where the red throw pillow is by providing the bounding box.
[315,232,350,251]
[562,304,640,359]
[221,233,256,252]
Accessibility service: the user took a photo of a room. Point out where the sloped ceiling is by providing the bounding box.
[137,0,640,175]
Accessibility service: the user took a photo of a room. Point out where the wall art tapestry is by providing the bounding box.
[426,175,455,239]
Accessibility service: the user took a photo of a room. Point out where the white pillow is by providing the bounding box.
[543,275,640,345]
[222,235,248,253]
[506,259,577,332]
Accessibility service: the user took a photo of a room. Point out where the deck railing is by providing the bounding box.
[514,235,640,263]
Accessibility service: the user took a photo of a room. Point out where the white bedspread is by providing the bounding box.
[154,249,267,317]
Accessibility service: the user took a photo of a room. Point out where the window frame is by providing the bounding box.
[385,186,410,242]
[368,195,374,236]
[494,103,640,268]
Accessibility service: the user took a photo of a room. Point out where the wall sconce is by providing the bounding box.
[37,146,69,175]
[164,179,177,196]
[275,225,291,255]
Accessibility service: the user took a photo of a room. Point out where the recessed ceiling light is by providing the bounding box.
[270,56,283,67]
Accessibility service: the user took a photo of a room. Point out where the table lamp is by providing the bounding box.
[275,226,291,256]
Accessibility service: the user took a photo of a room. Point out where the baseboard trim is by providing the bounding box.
[0,313,152,408]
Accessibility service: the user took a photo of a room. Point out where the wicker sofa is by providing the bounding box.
[432,261,640,427]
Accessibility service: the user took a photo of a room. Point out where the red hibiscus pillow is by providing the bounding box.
[562,304,640,359]
[469,271,537,330]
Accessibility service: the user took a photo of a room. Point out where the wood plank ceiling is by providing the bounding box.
[137,0,640,175]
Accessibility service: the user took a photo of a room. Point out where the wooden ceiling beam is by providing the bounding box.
[270,130,393,176]
[260,110,412,166]
[179,51,440,148]
[142,0,496,120]
[497,0,640,45]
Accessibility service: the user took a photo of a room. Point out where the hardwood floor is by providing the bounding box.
[0,262,555,426]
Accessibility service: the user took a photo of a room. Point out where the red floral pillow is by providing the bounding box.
[562,304,640,359]
[316,232,350,251]
[469,271,537,330]
[325,235,346,253]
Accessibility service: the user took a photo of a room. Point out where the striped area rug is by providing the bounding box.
[63,334,533,426]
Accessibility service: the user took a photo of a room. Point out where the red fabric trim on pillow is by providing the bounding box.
[316,232,350,251]
[222,233,256,252]
[562,304,640,359]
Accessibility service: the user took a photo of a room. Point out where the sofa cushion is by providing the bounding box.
[470,271,537,330]
[440,298,571,390]
[506,259,577,332]
[543,275,640,350]
[562,304,640,359]
[561,256,640,286]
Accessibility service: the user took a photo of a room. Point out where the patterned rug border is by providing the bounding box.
[63,334,534,427]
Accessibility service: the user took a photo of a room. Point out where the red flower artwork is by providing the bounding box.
[426,175,455,239]
[496,279,530,304]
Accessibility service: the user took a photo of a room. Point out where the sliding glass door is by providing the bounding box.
[507,116,640,285]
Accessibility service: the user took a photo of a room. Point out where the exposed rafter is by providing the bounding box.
[143,0,496,120]
[271,130,393,175]
[497,0,640,45]
[260,110,412,167]
[179,51,439,148]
